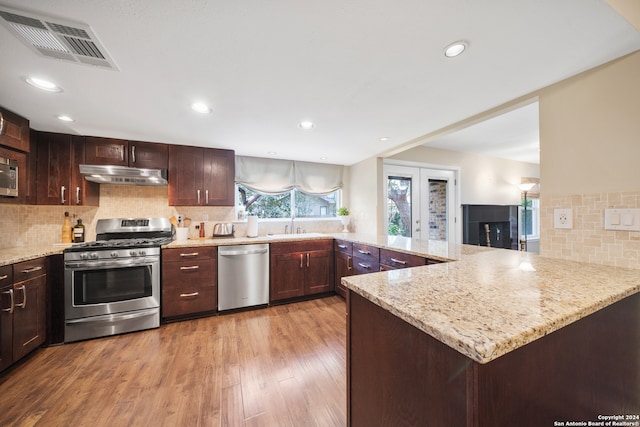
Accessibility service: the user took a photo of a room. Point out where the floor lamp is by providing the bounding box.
[519,183,536,252]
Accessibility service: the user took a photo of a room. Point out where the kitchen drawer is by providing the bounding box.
[380,249,427,270]
[0,265,12,287]
[334,239,353,255]
[13,258,46,281]
[162,246,216,263]
[353,243,379,261]
[162,282,217,318]
[352,258,379,275]
[162,258,216,287]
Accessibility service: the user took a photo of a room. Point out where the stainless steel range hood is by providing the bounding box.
[79,164,168,186]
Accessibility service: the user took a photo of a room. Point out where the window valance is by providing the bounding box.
[235,156,344,196]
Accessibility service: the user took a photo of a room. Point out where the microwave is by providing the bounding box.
[0,157,18,197]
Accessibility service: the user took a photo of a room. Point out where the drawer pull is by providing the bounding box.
[1,289,14,314]
[357,262,371,269]
[179,252,199,258]
[0,274,8,280]
[390,258,407,265]
[180,292,199,298]
[179,265,200,271]
[21,266,43,274]
[338,244,347,249]
[357,249,370,255]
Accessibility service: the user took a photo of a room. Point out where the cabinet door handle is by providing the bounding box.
[347,256,352,271]
[61,186,66,204]
[0,112,4,134]
[357,262,371,269]
[179,252,199,258]
[306,253,310,268]
[357,249,370,255]
[390,258,407,265]
[15,285,26,309]
[197,190,201,204]
[76,187,81,205]
[21,266,43,274]
[0,274,8,281]
[179,265,199,271]
[300,254,304,268]
[131,145,136,163]
[120,145,125,162]
[1,289,14,314]
[205,190,209,205]
[179,292,199,298]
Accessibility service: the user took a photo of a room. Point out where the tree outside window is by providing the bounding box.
[237,184,339,218]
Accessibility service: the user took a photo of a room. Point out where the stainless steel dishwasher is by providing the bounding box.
[218,243,269,311]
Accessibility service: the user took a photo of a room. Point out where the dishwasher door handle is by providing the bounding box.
[219,248,269,256]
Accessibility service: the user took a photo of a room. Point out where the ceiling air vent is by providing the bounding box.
[0,5,118,70]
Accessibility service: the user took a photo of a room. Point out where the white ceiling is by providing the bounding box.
[424,101,540,164]
[0,0,638,166]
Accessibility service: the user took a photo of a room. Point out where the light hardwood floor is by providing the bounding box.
[0,296,347,427]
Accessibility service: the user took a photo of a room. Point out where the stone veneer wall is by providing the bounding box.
[0,185,343,249]
[540,190,640,269]
[428,180,447,241]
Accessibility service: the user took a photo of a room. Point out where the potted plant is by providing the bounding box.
[337,207,350,232]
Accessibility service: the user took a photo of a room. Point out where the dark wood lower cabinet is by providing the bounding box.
[161,247,217,320]
[347,291,640,426]
[270,240,334,303]
[1,258,47,373]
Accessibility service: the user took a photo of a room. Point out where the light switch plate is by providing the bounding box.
[554,208,573,229]
[604,208,640,231]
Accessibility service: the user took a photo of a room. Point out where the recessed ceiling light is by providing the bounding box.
[267,151,277,155]
[320,156,328,160]
[298,121,315,130]
[57,115,74,122]
[379,137,390,141]
[191,102,212,114]
[25,76,62,92]
[444,41,467,58]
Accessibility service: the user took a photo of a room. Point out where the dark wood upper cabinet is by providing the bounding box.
[0,106,30,152]
[35,132,99,206]
[129,140,168,169]
[84,137,168,170]
[168,145,234,206]
[84,137,128,166]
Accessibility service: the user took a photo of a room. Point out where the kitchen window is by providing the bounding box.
[235,156,344,219]
[237,184,340,219]
[522,198,540,239]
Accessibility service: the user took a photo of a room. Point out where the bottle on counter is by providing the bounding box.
[62,212,72,244]
[73,218,85,243]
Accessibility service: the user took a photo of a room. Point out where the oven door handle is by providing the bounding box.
[65,308,158,324]
[65,258,157,270]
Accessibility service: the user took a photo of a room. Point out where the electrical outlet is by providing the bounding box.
[554,208,573,229]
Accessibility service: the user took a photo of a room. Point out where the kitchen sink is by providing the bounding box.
[266,232,328,239]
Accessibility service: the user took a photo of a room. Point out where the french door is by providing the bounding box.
[384,163,457,242]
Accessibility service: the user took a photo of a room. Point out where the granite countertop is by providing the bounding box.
[0,245,68,267]
[342,247,640,364]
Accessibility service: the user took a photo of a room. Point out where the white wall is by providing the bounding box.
[390,146,539,205]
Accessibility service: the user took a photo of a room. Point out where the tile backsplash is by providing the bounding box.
[541,190,640,269]
[0,185,343,248]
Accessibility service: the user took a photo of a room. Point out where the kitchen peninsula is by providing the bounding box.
[343,246,640,426]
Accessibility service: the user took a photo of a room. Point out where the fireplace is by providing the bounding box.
[462,205,519,250]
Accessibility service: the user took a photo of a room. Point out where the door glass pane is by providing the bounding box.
[428,179,447,241]
[387,176,412,237]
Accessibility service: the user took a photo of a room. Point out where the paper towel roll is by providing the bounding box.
[247,215,259,237]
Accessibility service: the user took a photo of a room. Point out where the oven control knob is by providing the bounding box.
[138,250,146,256]
[111,251,118,258]
[80,253,89,260]
[129,250,137,256]
[90,253,99,259]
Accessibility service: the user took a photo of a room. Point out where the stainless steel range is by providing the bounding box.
[64,218,173,343]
